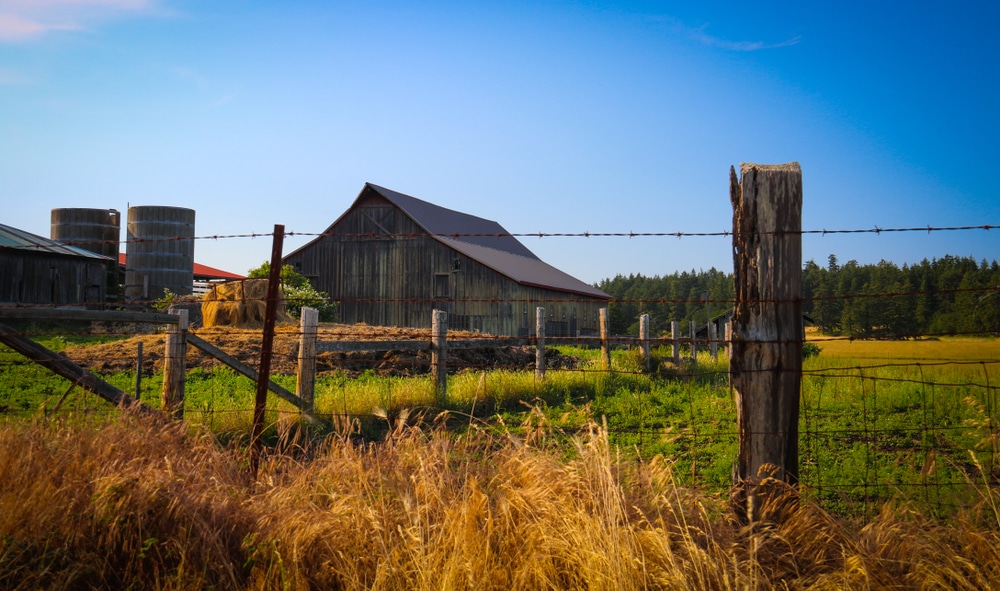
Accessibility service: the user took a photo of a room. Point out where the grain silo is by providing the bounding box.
[50,208,121,297]
[124,206,196,303]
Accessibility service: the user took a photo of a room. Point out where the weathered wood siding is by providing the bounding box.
[0,250,107,307]
[284,194,605,337]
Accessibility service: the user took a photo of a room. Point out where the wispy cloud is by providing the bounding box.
[648,15,800,52]
[169,65,240,109]
[209,91,240,108]
[0,0,158,43]
[690,25,801,51]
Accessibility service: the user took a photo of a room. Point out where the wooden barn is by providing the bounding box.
[0,223,111,307]
[283,184,611,337]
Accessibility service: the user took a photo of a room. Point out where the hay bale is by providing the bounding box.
[201,279,289,328]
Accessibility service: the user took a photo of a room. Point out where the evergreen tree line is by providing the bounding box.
[596,255,1000,338]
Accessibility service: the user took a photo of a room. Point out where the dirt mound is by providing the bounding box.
[61,324,578,377]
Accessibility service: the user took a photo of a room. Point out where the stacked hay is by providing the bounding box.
[201,279,289,328]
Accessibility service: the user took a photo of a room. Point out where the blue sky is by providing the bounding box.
[2,1,998,284]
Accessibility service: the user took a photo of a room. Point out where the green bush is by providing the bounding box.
[247,262,338,322]
[803,342,822,359]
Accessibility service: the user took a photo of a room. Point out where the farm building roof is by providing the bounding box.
[365,183,542,260]
[0,223,111,260]
[439,236,611,299]
[117,254,245,280]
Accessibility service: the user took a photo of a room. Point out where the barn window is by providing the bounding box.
[434,273,450,300]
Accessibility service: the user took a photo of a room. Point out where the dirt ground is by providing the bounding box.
[61,323,578,377]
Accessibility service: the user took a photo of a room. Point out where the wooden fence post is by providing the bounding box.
[639,314,650,371]
[135,341,143,398]
[432,309,448,405]
[689,320,697,362]
[729,162,803,523]
[162,308,187,419]
[296,306,318,416]
[599,307,610,370]
[710,322,718,362]
[671,321,680,365]
[250,224,284,479]
[535,306,546,380]
[725,321,732,358]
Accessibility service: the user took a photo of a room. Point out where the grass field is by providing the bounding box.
[2,331,998,516]
[1,331,1000,588]
[807,330,1000,362]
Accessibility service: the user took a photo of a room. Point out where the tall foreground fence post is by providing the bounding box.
[535,307,546,379]
[729,163,803,523]
[432,309,448,405]
[296,306,318,416]
[162,309,187,419]
[251,224,284,479]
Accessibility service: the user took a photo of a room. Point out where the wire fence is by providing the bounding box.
[1,223,999,518]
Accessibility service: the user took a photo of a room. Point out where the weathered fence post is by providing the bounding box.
[729,162,803,523]
[135,341,143,398]
[250,224,284,479]
[671,320,680,365]
[296,306,318,416]
[689,320,697,362]
[599,307,611,370]
[432,309,448,405]
[535,306,546,379]
[710,322,718,362]
[725,321,732,358]
[162,308,188,419]
[639,314,650,371]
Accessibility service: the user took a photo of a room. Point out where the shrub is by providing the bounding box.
[248,262,338,321]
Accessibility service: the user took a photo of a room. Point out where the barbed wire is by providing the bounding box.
[9,223,1000,252]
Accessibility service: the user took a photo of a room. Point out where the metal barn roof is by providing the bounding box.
[439,236,611,299]
[365,184,542,260]
[116,253,245,280]
[0,223,111,260]
[302,183,609,300]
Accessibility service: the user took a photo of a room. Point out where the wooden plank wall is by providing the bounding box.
[0,251,107,307]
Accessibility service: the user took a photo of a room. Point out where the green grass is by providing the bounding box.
[3,334,1000,518]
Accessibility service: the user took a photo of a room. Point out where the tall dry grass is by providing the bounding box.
[1,413,999,589]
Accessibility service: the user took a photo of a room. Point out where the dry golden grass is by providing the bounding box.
[1,414,999,590]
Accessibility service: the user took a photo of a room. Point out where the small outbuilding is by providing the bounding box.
[0,223,111,307]
[283,183,611,337]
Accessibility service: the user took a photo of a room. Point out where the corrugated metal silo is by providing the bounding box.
[125,206,196,303]
[50,208,121,296]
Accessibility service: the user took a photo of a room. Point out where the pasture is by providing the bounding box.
[1,328,999,588]
[1,329,997,512]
